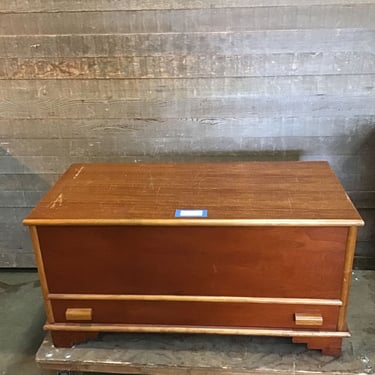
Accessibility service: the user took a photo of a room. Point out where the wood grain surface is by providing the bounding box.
[51,299,340,330]
[24,162,363,224]
[48,294,342,306]
[27,161,360,353]
[37,225,347,298]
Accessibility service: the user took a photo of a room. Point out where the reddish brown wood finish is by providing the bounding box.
[24,162,363,224]
[292,337,343,356]
[50,331,99,348]
[51,299,340,330]
[37,225,347,299]
[23,162,364,353]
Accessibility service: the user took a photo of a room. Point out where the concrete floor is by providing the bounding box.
[0,270,51,375]
[0,270,374,375]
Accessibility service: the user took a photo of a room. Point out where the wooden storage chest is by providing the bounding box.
[23,161,364,355]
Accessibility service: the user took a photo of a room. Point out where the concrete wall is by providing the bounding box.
[0,0,374,267]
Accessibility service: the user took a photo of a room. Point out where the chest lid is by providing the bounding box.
[23,161,364,226]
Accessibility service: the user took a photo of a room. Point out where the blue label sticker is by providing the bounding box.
[175,209,208,218]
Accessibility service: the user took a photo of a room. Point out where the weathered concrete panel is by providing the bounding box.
[0,173,56,191]
[2,53,375,80]
[1,76,374,98]
[1,5,375,35]
[0,136,372,157]
[2,117,375,139]
[1,0,375,12]
[1,96,374,119]
[1,30,374,58]
[0,1,374,267]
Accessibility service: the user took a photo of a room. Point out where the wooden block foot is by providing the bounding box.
[292,337,342,356]
[51,331,99,348]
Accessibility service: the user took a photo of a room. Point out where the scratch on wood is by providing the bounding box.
[213,264,218,273]
[73,166,84,180]
[49,193,63,209]
[149,173,154,190]
[287,197,293,209]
